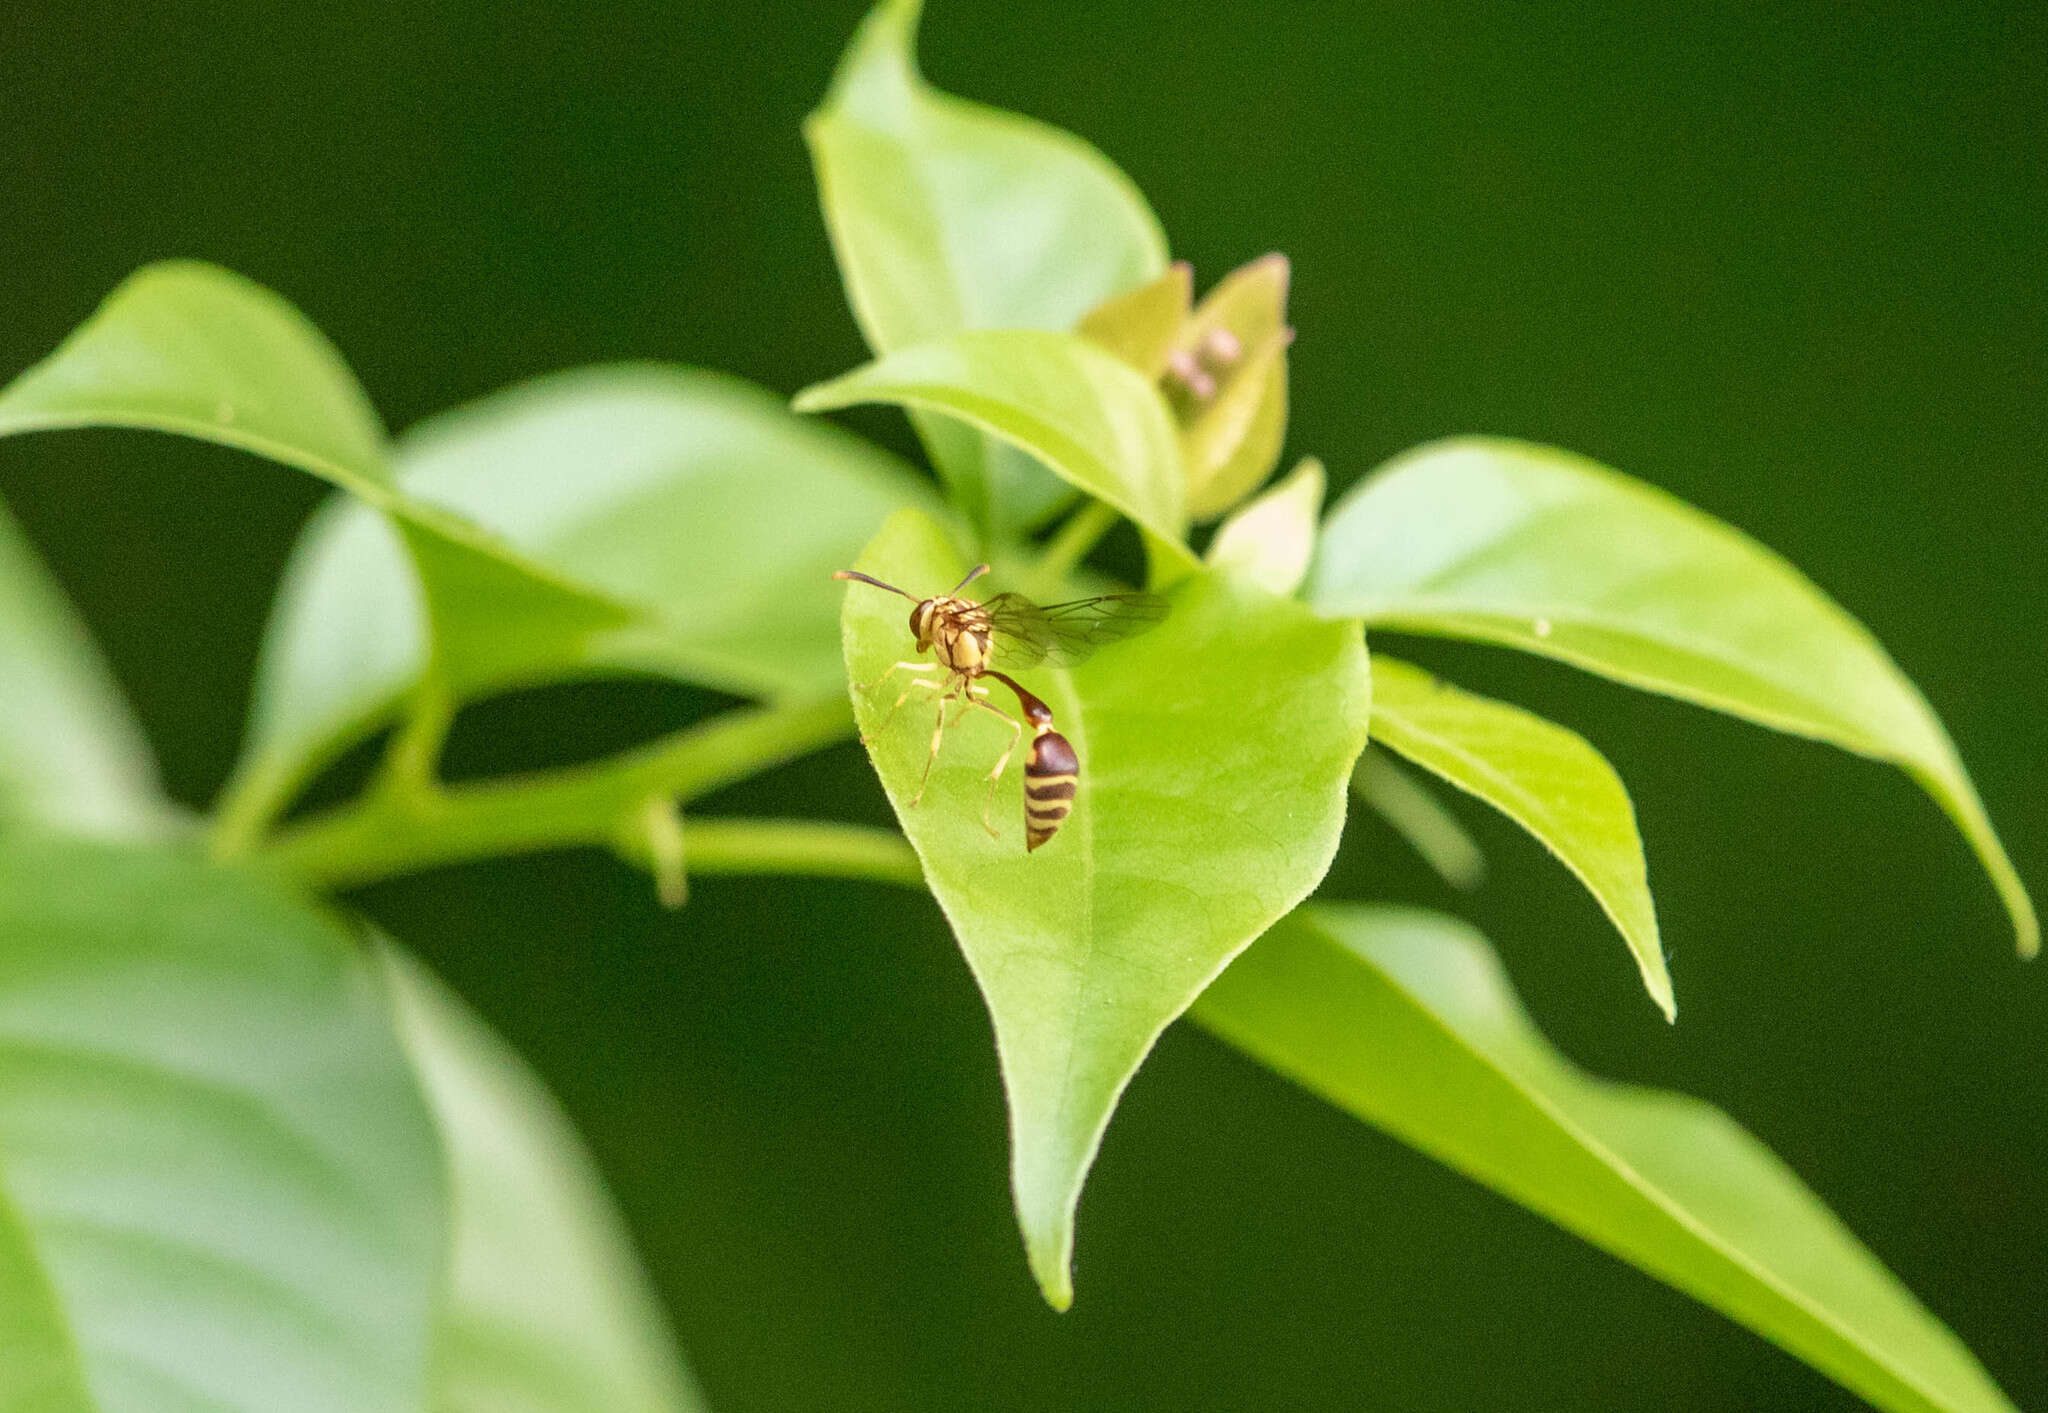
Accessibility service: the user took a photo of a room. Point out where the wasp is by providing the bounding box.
[833,563,1167,851]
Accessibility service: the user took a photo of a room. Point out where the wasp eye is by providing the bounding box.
[909,602,930,642]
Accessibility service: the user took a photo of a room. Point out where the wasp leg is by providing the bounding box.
[862,667,943,745]
[957,688,1025,838]
[856,658,936,696]
[906,686,961,808]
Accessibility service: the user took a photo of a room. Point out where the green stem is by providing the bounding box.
[262,695,856,890]
[647,818,924,891]
[1035,499,1120,587]
[374,678,456,800]
[210,702,398,860]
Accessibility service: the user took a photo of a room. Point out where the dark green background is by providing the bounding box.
[3,2,2041,1408]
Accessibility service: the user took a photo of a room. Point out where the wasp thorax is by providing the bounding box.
[925,598,992,674]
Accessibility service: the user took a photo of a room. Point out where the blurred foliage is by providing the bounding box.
[0,1,2039,1409]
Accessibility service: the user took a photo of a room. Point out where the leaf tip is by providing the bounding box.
[1026,1237,1075,1312]
[1640,952,1677,1024]
[789,383,836,415]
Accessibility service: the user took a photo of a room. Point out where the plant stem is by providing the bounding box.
[1035,499,1120,586]
[648,818,923,890]
[262,695,856,890]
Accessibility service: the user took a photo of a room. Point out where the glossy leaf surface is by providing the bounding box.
[806,0,1168,533]
[1311,436,2035,955]
[1370,655,1668,1018]
[796,330,1191,560]
[0,835,444,1412]
[382,948,703,1413]
[0,501,163,835]
[1195,905,2016,1413]
[839,509,1369,1307]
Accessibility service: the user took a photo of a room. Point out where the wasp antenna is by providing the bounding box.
[833,569,917,601]
[950,563,991,594]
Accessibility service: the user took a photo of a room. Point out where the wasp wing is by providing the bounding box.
[976,591,1169,668]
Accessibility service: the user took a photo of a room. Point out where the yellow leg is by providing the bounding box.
[863,671,943,746]
[958,689,1025,837]
[856,658,936,695]
[907,688,959,807]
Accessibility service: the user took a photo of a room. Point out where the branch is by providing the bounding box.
[261,695,860,889]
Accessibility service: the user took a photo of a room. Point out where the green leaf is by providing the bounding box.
[380,947,703,1413]
[1350,749,1486,892]
[806,0,1168,534]
[1195,905,2016,1413]
[1205,456,1322,597]
[795,330,1193,564]
[0,834,445,1412]
[0,499,165,835]
[224,365,934,839]
[1077,263,1192,380]
[0,262,389,483]
[1311,436,2036,956]
[839,509,1369,1307]
[0,261,638,705]
[1370,655,1669,1019]
[1172,255,1291,521]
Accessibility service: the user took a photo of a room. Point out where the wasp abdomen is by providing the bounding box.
[1023,731,1079,852]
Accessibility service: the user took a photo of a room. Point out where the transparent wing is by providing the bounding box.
[975,591,1169,668]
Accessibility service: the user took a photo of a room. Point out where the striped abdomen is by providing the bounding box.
[1023,730,1078,852]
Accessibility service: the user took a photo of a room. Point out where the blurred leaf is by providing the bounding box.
[0,261,638,703]
[839,509,1368,1307]
[1077,264,1192,379]
[796,330,1192,563]
[1205,456,1322,596]
[1370,655,1668,1018]
[380,947,704,1413]
[0,499,165,835]
[806,0,1168,534]
[1311,437,2036,956]
[227,366,935,827]
[0,834,444,1412]
[1173,255,1290,520]
[1195,904,2017,1413]
[0,262,388,482]
[1350,749,1486,892]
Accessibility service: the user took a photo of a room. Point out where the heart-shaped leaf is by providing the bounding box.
[796,329,1192,561]
[225,365,936,835]
[1370,655,1668,1018]
[807,0,1168,534]
[0,499,165,835]
[0,834,445,1412]
[1311,436,2036,955]
[381,947,703,1413]
[1195,905,2017,1413]
[839,509,1369,1307]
